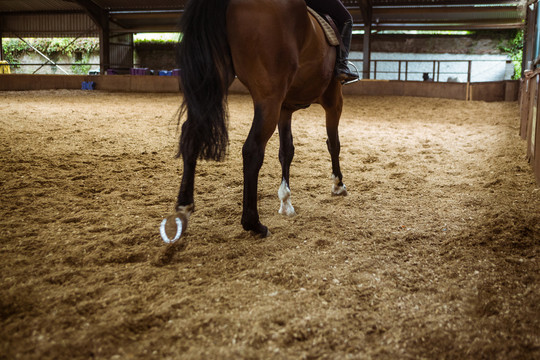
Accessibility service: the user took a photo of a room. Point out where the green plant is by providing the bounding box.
[2,38,25,67]
[134,38,178,45]
[71,59,91,75]
[499,30,523,80]
[2,37,99,63]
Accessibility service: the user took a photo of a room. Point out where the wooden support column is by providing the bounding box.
[363,22,371,79]
[99,13,110,74]
[74,0,110,74]
[0,16,4,61]
[524,4,537,75]
[359,0,372,79]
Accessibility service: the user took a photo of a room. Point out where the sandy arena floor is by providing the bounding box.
[0,90,539,359]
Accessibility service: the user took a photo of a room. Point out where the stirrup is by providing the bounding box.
[341,62,360,85]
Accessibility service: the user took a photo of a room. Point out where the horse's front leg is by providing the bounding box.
[322,82,348,196]
[241,104,279,237]
[326,132,347,196]
[326,120,348,196]
[278,108,296,216]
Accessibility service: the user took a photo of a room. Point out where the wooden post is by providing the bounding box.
[73,0,110,74]
[362,22,371,79]
[0,16,3,61]
[359,0,372,80]
[405,61,408,81]
[99,12,110,74]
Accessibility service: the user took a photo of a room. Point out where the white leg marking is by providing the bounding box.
[331,174,348,196]
[278,179,296,216]
[177,204,194,220]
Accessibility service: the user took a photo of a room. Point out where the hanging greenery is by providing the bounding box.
[2,38,99,64]
[498,29,523,80]
[71,54,93,75]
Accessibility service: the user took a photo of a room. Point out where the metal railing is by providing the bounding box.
[373,59,472,82]
[3,59,513,82]
[349,59,513,82]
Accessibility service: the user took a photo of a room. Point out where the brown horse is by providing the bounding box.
[160,0,348,242]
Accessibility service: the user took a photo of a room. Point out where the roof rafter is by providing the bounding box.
[0,0,525,36]
[358,0,373,23]
[71,0,106,27]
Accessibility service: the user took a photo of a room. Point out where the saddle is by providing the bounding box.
[307,7,341,48]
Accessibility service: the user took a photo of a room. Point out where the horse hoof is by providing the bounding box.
[160,212,189,244]
[243,221,270,238]
[252,227,271,238]
[332,186,348,196]
[331,175,348,196]
[278,204,296,216]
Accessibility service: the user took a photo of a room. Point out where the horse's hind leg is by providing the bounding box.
[160,124,197,243]
[278,108,296,216]
[241,102,281,237]
[321,82,348,196]
[175,122,198,215]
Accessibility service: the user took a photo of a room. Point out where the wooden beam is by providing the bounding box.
[73,0,110,74]
[357,0,372,24]
[353,22,523,31]
[358,0,372,80]
[99,17,110,74]
[373,6,519,16]
[363,22,372,79]
[72,0,104,25]
[110,12,182,20]
[524,4,537,74]
[0,15,3,61]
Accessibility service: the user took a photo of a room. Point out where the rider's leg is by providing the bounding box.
[304,0,358,82]
[336,19,359,83]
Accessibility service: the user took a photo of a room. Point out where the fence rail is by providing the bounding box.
[3,59,512,82]
[4,62,100,75]
[371,60,472,82]
[349,59,512,82]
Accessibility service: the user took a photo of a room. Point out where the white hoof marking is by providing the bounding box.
[278,180,296,216]
[331,174,348,196]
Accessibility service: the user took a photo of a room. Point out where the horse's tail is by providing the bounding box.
[177,0,233,161]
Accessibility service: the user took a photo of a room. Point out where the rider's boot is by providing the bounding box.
[335,20,359,83]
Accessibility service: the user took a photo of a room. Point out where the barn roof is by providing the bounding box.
[0,0,525,37]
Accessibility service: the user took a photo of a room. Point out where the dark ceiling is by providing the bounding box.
[0,0,525,37]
